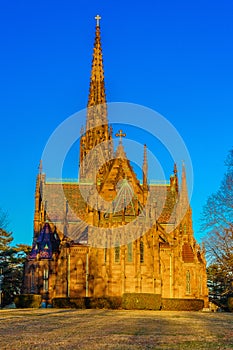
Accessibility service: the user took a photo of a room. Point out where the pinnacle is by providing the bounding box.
[115,142,127,159]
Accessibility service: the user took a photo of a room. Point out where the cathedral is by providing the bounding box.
[23,16,208,308]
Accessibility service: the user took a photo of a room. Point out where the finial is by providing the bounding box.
[173,163,178,176]
[95,14,101,27]
[115,129,126,143]
[143,144,148,188]
[143,144,148,164]
[182,160,186,176]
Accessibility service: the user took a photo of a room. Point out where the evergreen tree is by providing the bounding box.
[0,210,31,306]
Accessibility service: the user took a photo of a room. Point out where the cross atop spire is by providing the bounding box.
[115,129,126,143]
[95,14,101,27]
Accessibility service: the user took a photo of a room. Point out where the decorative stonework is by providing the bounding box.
[23,16,208,308]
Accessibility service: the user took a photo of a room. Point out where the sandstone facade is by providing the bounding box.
[23,17,208,307]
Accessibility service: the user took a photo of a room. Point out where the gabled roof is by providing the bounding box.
[41,179,178,233]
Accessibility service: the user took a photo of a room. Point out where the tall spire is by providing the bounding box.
[86,14,107,130]
[79,16,112,180]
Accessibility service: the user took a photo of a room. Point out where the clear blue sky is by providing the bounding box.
[0,0,232,245]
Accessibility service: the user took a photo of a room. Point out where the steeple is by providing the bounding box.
[80,15,113,180]
[86,14,107,130]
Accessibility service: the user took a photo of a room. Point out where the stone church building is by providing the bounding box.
[23,16,208,307]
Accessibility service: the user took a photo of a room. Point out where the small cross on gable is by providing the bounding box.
[115,129,126,142]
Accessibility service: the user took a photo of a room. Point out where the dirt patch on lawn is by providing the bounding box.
[0,309,232,349]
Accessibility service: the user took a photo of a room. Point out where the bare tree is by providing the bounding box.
[201,149,233,303]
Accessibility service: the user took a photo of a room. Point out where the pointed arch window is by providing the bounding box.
[30,267,35,293]
[186,270,191,294]
[114,243,120,263]
[127,242,133,262]
[140,241,144,263]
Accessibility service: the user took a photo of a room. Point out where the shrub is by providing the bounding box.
[161,298,204,311]
[70,298,87,309]
[122,293,161,310]
[227,297,233,312]
[89,297,122,309]
[52,296,122,309]
[14,294,42,308]
[52,298,76,308]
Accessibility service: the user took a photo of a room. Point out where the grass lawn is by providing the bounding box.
[0,309,232,349]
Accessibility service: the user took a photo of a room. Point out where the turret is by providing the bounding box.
[176,162,193,240]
